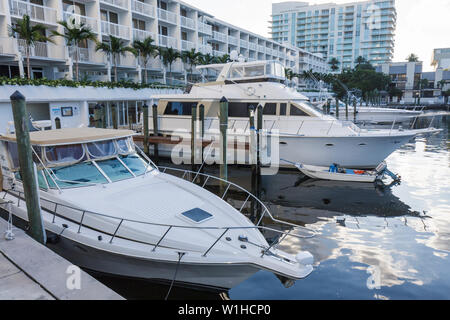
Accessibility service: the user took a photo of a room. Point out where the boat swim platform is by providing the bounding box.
[0,209,124,300]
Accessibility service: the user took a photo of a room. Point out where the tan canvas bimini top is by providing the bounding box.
[0,128,136,146]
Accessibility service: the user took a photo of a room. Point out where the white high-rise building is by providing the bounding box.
[0,0,327,83]
[270,0,397,70]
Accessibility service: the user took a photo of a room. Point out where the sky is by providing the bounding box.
[184,0,450,71]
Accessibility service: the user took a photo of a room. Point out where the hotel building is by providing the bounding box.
[270,0,396,70]
[0,0,327,83]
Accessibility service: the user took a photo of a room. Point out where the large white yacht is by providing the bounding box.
[151,60,439,169]
[0,128,314,290]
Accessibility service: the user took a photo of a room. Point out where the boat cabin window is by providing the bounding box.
[15,170,48,191]
[290,103,312,117]
[263,103,277,116]
[5,142,20,168]
[120,154,148,176]
[46,144,85,164]
[96,158,133,182]
[280,103,287,116]
[117,137,134,154]
[47,162,109,188]
[228,103,258,118]
[164,102,198,116]
[87,140,117,159]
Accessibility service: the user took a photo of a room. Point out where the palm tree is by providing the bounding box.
[96,35,135,82]
[8,15,54,79]
[132,37,158,83]
[437,79,446,90]
[198,53,216,65]
[52,20,96,81]
[406,53,419,62]
[328,58,340,72]
[285,68,295,80]
[157,47,181,85]
[216,54,231,64]
[181,49,201,82]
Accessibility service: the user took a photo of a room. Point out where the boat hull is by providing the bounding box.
[0,207,259,290]
[298,166,377,183]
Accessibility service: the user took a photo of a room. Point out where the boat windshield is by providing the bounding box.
[292,100,325,117]
[7,136,155,190]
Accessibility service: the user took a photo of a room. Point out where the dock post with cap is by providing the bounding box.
[9,91,46,244]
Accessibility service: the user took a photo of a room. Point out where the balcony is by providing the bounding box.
[63,12,99,33]
[258,45,266,53]
[101,21,130,40]
[213,50,226,57]
[133,29,155,41]
[0,37,18,55]
[131,0,155,19]
[240,39,248,49]
[248,43,257,51]
[158,8,178,25]
[181,40,195,51]
[198,44,212,55]
[17,39,65,60]
[9,0,57,25]
[118,52,137,67]
[228,36,238,46]
[68,46,107,65]
[198,22,212,36]
[100,0,128,10]
[180,16,195,30]
[212,31,227,43]
[159,34,177,48]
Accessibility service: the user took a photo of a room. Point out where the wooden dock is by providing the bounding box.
[0,214,124,300]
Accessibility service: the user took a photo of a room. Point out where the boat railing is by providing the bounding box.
[1,188,314,259]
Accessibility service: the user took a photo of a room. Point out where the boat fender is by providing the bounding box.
[295,251,314,266]
[46,233,60,245]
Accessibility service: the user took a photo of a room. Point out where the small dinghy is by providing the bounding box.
[282,159,397,183]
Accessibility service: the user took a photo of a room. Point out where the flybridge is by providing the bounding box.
[197,60,287,83]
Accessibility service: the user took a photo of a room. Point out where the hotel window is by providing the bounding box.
[181,32,187,41]
[62,0,86,16]
[133,19,146,31]
[159,25,168,36]
[158,1,168,10]
[181,8,187,17]
[101,10,118,24]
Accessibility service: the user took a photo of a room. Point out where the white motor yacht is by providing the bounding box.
[0,128,314,290]
[151,60,440,169]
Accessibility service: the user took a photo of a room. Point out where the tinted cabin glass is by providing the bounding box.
[164,102,197,115]
[263,103,277,115]
[290,104,310,116]
[229,103,257,117]
[280,103,287,116]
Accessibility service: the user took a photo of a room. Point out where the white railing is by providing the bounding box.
[258,45,266,53]
[158,34,178,48]
[118,52,136,67]
[181,40,195,51]
[69,46,107,64]
[0,37,17,55]
[133,29,155,41]
[131,0,155,18]
[100,0,128,9]
[248,42,257,51]
[101,21,130,39]
[17,39,65,60]
[198,44,212,55]
[157,8,178,24]
[198,22,212,35]
[228,36,238,46]
[63,12,98,33]
[180,16,195,30]
[147,58,163,70]
[9,0,57,25]
[213,49,226,57]
[212,31,227,43]
[240,39,248,49]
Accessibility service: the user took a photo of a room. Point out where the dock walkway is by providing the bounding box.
[0,212,124,300]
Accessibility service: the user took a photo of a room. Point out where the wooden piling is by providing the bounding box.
[191,104,197,172]
[353,98,357,122]
[345,98,349,120]
[219,97,228,194]
[111,104,118,129]
[143,103,149,155]
[248,106,257,220]
[10,91,46,244]
[199,104,205,164]
[152,104,159,162]
[335,97,340,119]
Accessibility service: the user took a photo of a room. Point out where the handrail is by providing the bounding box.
[2,189,314,259]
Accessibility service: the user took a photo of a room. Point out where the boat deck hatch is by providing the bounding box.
[181,208,213,223]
